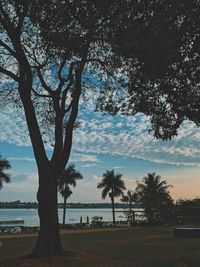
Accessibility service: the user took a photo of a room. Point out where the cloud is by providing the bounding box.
[0,110,30,146]
[72,112,200,167]
[1,108,200,167]
[0,172,39,201]
[8,157,35,162]
[81,163,97,168]
[92,175,102,183]
[3,172,38,193]
[62,176,99,202]
[67,174,135,203]
[123,177,137,191]
[65,174,111,202]
[71,153,101,163]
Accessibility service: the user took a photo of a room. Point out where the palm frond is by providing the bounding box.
[97,169,125,200]
[121,195,129,202]
[60,185,73,199]
[0,155,11,190]
[135,172,173,215]
[58,164,82,195]
[102,186,110,199]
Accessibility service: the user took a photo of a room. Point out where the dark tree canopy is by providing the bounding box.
[98,1,200,140]
[127,1,200,140]
[176,198,200,209]
[135,173,173,224]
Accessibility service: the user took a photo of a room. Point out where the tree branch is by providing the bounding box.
[31,87,51,98]
[16,2,28,32]
[0,4,12,29]
[57,58,73,95]
[65,100,73,113]
[0,3,49,168]
[61,79,74,113]
[63,71,82,148]
[88,58,113,76]
[36,67,52,94]
[0,40,16,58]
[82,76,100,88]
[0,66,19,82]
[58,58,67,83]
[61,46,89,163]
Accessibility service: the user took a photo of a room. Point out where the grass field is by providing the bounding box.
[1,226,200,267]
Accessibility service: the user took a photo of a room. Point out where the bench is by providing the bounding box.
[174,228,200,238]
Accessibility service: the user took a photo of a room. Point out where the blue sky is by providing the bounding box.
[1,107,200,203]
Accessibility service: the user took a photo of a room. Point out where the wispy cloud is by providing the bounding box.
[3,172,38,193]
[69,153,101,163]
[0,110,30,146]
[72,112,200,167]
[8,157,35,162]
[81,163,97,168]
[1,109,200,167]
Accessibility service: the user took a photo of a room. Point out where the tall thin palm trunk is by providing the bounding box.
[129,199,133,223]
[129,199,132,213]
[58,165,83,225]
[111,197,115,225]
[97,170,126,225]
[111,187,115,225]
[63,196,67,224]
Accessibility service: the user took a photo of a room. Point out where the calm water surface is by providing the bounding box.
[0,208,129,226]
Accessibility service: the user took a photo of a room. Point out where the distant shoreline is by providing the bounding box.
[0,201,142,209]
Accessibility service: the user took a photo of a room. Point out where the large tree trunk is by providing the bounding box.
[30,171,64,258]
[63,197,67,225]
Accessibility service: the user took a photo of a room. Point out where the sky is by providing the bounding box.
[1,107,200,203]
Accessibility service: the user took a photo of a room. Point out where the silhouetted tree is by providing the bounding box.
[96,1,200,143]
[58,164,83,224]
[175,198,200,224]
[176,198,200,209]
[0,0,135,257]
[135,173,173,224]
[112,1,200,140]
[121,190,138,213]
[0,155,11,190]
[121,190,138,223]
[97,170,126,224]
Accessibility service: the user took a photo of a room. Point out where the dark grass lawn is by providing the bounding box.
[1,226,200,267]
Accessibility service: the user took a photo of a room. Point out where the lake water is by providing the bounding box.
[0,208,130,226]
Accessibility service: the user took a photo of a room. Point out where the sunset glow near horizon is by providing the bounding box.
[1,108,200,203]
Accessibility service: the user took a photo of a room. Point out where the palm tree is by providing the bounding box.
[58,164,83,224]
[0,155,11,190]
[135,173,173,224]
[121,190,138,213]
[59,185,72,224]
[97,170,126,225]
[121,190,138,223]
